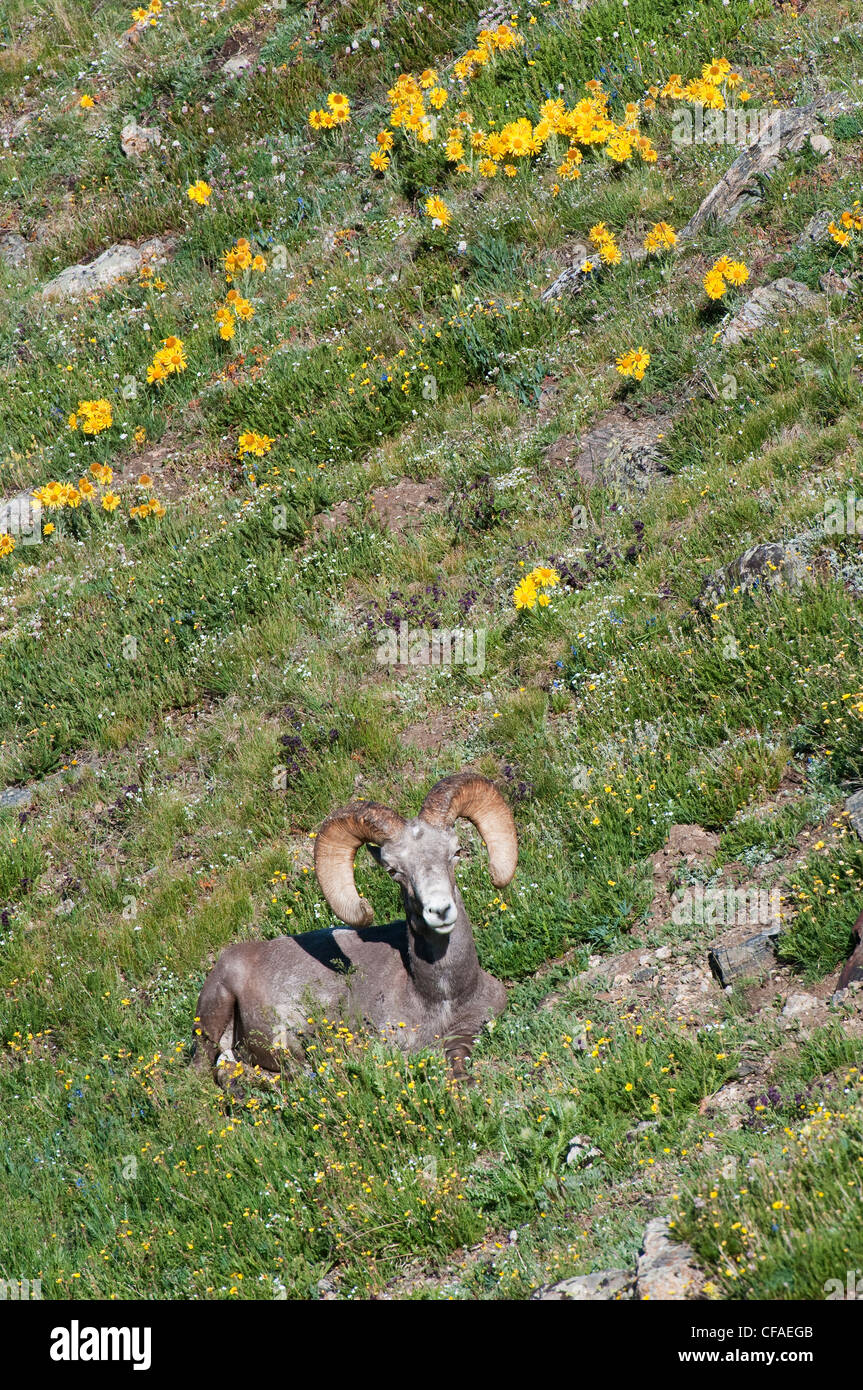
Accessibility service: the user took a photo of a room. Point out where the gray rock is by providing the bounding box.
[796,208,835,248]
[635,1217,704,1300]
[846,790,863,841]
[42,235,174,300]
[532,1268,634,1301]
[565,1135,602,1167]
[0,785,34,812]
[0,232,30,269]
[120,119,162,158]
[698,541,807,611]
[808,131,833,156]
[723,277,826,346]
[222,55,253,76]
[544,408,671,494]
[708,927,781,987]
[781,992,820,1022]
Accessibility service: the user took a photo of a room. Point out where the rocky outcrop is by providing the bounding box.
[120,119,162,158]
[42,235,174,300]
[697,541,807,611]
[533,1216,705,1300]
[722,278,826,346]
[678,93,848,239]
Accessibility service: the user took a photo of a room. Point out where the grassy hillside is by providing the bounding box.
[0,0,861,1299]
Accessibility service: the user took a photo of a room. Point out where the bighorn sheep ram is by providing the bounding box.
[193,773,516,1086]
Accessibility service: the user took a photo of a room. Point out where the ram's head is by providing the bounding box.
[313,773,517,935]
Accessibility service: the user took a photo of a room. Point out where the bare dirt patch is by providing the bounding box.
[316,477,444,536]
[398,710,461,753]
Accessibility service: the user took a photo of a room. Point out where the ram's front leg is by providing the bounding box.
[445,1029,478,1085]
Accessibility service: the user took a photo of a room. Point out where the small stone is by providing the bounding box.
[846,790,863,841]
[708,927,781,987]
[222,55,252,76]
[635,1217,705,1300]
[0,231,30,268]
[808,131,833,155]
[532,1268,634,1301]
[723,278,826,347]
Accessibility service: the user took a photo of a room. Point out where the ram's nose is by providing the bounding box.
[423,901,457,932]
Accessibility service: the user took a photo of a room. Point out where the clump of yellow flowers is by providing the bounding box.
[513,566,560,611]
[703,255,749,300]
[309,93,351,129]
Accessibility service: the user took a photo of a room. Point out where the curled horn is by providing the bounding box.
[314,802,405,926]
[420,773,517,887]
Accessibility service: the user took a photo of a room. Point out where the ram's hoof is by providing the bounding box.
[455,1073,477,1089]
[215,1052,247,1099]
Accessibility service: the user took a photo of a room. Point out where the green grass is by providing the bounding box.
[678,1059,863,1299]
